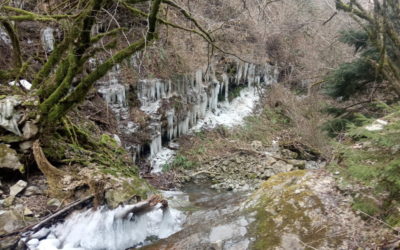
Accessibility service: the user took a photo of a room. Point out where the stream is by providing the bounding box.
[26,184,254,250]
[27,87,260,250]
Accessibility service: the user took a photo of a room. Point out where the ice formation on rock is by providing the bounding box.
[41,27,55,52]
[98,61,279,168]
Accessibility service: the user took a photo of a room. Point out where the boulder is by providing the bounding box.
[272,160,294,174]
[0,144,24,172]
[248,170,390,249]
[9,180,27,196]
[263,156,277,166]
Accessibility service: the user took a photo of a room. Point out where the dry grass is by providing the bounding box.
[265,85,332,158]
[178,130,247,163]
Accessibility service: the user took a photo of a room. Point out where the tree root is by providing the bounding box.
[33,140,68,196]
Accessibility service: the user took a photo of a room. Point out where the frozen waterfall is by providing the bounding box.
[97,61,278,170]
[27,204,184,250]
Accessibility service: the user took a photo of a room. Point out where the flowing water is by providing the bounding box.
[26,184,253,250]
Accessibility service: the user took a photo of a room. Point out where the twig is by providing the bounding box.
[357,210,400,233]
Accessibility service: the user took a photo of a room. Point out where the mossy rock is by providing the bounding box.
[105,177,155,208]
[248,170,342,249]
[0,144,25,173]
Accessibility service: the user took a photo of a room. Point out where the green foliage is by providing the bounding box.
[162,154,196,171]
[324,29,381,100]
[322,117,351,137]
[322,102,389,137]
[337,108,400,199]
[352,197,381,217]
[325,59,379,100]
[380,159,400,198]
[339,29,369,53]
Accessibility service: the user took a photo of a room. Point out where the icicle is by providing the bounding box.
[166,109,175,140]
[0,27,11,45]
[178,114,190,136]
[41,27,55,52]
[99,83,126,107]
[243,63,249,82]
[150,135,162,157]
[236,63,243,84]
[222,73,229,102]
[247,64,256,87]
[33,204,184,250]
[208,81,220,112]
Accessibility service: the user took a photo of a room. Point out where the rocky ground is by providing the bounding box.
[144,137,398,249]
[177,140,325,192]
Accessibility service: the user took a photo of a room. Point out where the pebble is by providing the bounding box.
[47,198,61,208]
[24,186,43,196]
[24,207,34,216]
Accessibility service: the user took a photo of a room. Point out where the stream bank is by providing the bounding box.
[0,62,396,249]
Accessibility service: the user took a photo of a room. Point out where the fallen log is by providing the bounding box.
[114,195,168,220]
[31,195,94,232]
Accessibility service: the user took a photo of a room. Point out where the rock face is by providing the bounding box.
[0,144,24,172]
[248,170,392,249]
[97,61,279,166]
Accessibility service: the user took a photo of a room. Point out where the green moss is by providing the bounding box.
[0,135,24,143]
[100,134,119,148]
[249,170,334,249]
[105,178,155,208]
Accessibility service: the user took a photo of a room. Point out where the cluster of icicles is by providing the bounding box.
[98,61,278,168]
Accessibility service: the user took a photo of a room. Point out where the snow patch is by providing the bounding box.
[365,119,389,131]
[8,79,32,90]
